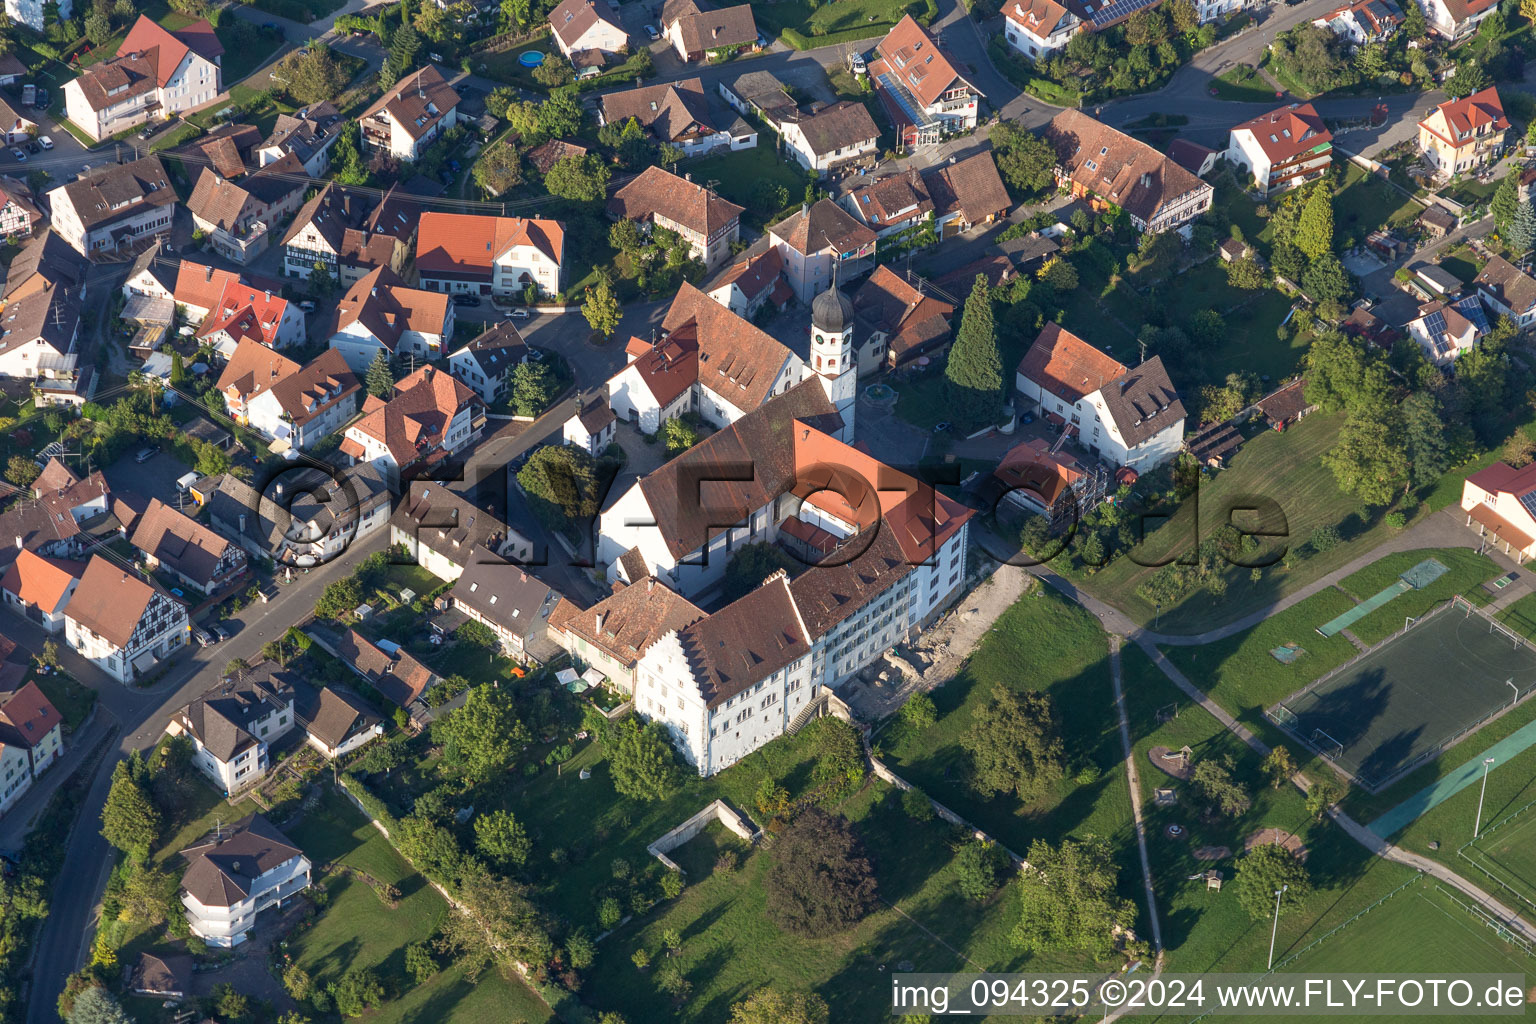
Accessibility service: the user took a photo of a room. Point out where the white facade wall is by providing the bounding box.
[1016,371,1184,472]
[306,720,383,759]
[183,853,311,947]
[63,592,188,684]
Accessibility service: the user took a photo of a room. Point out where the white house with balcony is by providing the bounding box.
[357,66,461,161]
[165,674,295,795]
[63,16,223,142]
[179,814,310,948]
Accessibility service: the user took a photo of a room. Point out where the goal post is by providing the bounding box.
[1312,728,1345,761]
[1269,703,1300,730]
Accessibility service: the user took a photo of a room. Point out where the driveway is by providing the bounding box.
[100,447,197,511]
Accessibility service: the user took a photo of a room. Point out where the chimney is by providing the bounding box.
[801,202,810,217]
[264,290,272,302]
[238,513,247,534]
[685,172,691,183]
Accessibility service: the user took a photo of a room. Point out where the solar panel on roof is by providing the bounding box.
[1519,489,1536,521]
[1423,311,1447,338]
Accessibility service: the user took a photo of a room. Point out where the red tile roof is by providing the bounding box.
[196,281,294,348]
[1230,103,1332,165]
[622,324,700,408]
[1018,322,1129,404]
[173,260,245,311]
[1419,86,1507,149]
[1045,109,1210,228]
[330,265,450,351]
[415,212,564,276]
[216,338,301,409]
[0,681,63,750]
[348,365,480,468]
[67,555,178,649]
[120,15,223,86]
[0,549,85,613]
[875,14,974,108]
[660,282,796,415]
[609,164,743,239]
[548,576,704,669]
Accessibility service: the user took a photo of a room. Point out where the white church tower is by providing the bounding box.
[810,278,856,442]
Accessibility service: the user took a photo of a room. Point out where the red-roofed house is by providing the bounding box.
[63,15,222,142]
[1416,0,1498,39]
[1418,87,1507,178]
[1312,0,1404,45]
[549,0,627,62]
[326,265,454,373]
[706,248,791,317]
[340,365,485,483]
[414,212,565,299]
[1,549,85,632]
[609,165,743,270]
[1462,460,1536,561]
[1225,104,1333,196]
[1004,0,1079,58]
[867,15,982,148]
[64,555,189,684]
[243,348,360,451]
[196,280,307,356]
[0,682,65,814]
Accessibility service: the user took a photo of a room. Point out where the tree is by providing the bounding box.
[1493,171,1521,235]
[1323,413,1408,505]
[545,153,610,202]
[455,868,553,968]
[100,753,160,856]
[1306,776,1343,819]
[1354,40,1389,78]
[1167,0,1198,33]
[582,275,623,338]
[1444,58,1489,99]
[1262,746,1297,789]
[509,359,553,416]
[1234,843,1312,921]
[404,941,439,983]
[518,444,602,530]
[332,123,369,186]
[764,807,878,937]
[899,692,937,730]
[1401,391,1453,489]
[608,718,684,802]
[283,963,313,1000]
[660,415,698,456]
[963,683,1064,802]
[212,984,251,1023]
[67,987,131,1024]
[316,574,364,620]
[118,863,176,924]
[1293,182,1334,262]
[945,274,1003,431]
[1192,755,1252,816]
[1403,0,1428,36]
[1505,425,1536,468]
[83,7,110,43]
[721,542,799,602]
[533,58,575,87]
[283,45,349,105]
[566,930,596,970]
[954,839,1010,900]
[365,350,395,398]
[610,218,645,259]
[474,808,532,868]
[473,140,524,197]
[1509,200,1536,255]
[729,989,831,1024]
[5,454,39,488]
[1013,835,1136,957]
[988,121,1052,198]
[539,91,584,139]
[438,684,529,783]
[1225,255,1266,290]
[330,965,385,1017]
[387,18,420,80]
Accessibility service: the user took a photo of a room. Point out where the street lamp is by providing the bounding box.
[1474,757,1497,840]
[1268,884,1289,970]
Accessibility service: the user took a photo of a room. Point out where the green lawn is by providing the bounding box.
[1172,261,1305,384]
[681,145,809,232]
[754,0,926,49]
[1077,413,1421,634]
[1332,163,1424,247]
[187,83,297,135]
[286,787,555,1024]
[1209,65,1275,102]
[882,586,1133,861]
[29,668,97,732]
[1335,547,1499,645]
[247,0,346,25]
[1438,243,1484,284]
[891,373,955,431]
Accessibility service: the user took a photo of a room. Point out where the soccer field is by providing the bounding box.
[1272,600,1536,790]
[1462,799,1536,912]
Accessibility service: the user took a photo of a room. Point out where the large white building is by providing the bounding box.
[165,674,296,795]
[867,16,982,149]
[358,66,461,161]
[0,683,64,816]
[414,213,565,300]
[47,157,177,257]
[63,16,222,142]
[63,555,190,685]
[1015,323,1187,472]
[609,423,971,775]
[1224,104,1333,197]
[179,814,310,947]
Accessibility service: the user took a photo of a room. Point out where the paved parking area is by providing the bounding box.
[100,448,197,510]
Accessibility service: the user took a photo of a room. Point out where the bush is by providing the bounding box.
[954,839,1010,900]
[900,786,934,821]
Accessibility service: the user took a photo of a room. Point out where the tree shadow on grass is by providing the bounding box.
[391,970,477,1024]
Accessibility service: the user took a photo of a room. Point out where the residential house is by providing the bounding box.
[841,169,934,239]
[63,16,222,141]
[995,231,1061,274]
[706,248,792,318]
[599,377,963,599]
[718,70,797,123]
[390,482,532,582]
[1313,0,1403,44]
[215,339,300,426]
[1461,460,1536,560]
[257,102,343,176]
[358,66,461,161]
[282,183,419,285]
[130,498,248,594]
[5,0,64,33]
[165,673,295,794]
[128,953,193,1000]
[196,282,306,357]
[168,260,257,322]
[768,199,878,303]
[179,814,310,948]
[242,348,360,451]
[63,555,189,685]
[549,0,628,63]
[923,151,1013,235]
[992,436,1097,523]
[608,165,744,271]
[867,16,982,149]
[414,212,565,299]
[1407,294,1490,365]
[46,156,176,256]
[1225,103,1334,196]
[448,558,564,664]
[0,683,64,815]
[293,683,383,759]
[1413,0,1497,39]
[0,229,87,400]
[1043,109,1214,233]
[326,266,454,374]
[1475,254,1536,331]
[0,460,109,570]
[0,54,23,85]
[608,283,812,434]
[1167,138,1220,178]
[851,264,954,373]
[1,549,86,632]
[661,0,757,62]
[206,462,393,566]
[0,175,41,238]
[525,138,590,176]
[1015,322,1188,471]
[777,101,881,176]
[448,321,528,404]
[339,364,485,484]
[1417,87,1508,178]
[563,394,617,454]
[328,628,438,713]
[597,77,755,157]
[182,122,262,180]
[186,154,308,264]
[548,575,704,693]
[1004,0,1080,59]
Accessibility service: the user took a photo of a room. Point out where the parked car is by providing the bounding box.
[194,628,217,647]
[9,148,23,161]
[298,300,316,312]
[452,293,481,307]
[644,23,659,38]
[509,308,530,319]
[258,584,279,604]
[37,135,52,149]
[32,89,46,108]
[849,52,867,74]
[24,141,37,154]
[138,126,154,140]
[135,446,159,463]
[932,421,951,433]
